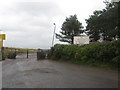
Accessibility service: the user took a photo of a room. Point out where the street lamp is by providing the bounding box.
[111,0,120,2]
[52,23,56,47]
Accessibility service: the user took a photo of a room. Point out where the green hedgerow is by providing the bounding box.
[50,40,120,69]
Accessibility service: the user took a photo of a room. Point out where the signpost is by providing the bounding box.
[0,34,6,60]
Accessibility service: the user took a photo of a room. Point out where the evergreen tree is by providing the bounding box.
[56,15,83,44]
[85,0,118,42]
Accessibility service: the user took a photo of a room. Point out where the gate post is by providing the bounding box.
[37,49,41,60]
[27,49,28,59]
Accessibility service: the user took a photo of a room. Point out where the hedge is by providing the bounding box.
[49,40,120,68]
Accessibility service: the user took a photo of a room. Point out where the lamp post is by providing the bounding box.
[111,0,120,2]
[52,23,56,47]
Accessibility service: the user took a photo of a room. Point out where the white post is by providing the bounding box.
[0,38,2,90]
[0,38,2,61]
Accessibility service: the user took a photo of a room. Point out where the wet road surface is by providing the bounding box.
[2,54,118,88]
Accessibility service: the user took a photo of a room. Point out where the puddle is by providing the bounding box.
[22,68,59,74]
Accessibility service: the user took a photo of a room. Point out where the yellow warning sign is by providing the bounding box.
[0,34,6,40]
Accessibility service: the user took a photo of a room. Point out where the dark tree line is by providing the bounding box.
[85,0,119,42]
[56,0,119,44]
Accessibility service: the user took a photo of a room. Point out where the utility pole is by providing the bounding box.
[52,23,56,47]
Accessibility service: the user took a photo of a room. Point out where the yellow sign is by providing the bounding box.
[0,34,6,40]
[0,34,6,47]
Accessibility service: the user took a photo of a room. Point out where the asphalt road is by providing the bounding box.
[2,54,118,88]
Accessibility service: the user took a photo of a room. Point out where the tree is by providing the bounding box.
[101,1,118,41]
[85,10,102,42]
[118,1,120,39]
[56,15,83,44]
[85,0,118,42]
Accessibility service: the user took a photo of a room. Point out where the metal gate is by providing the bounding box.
[2,47,37,60]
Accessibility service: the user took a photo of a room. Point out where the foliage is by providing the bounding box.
[50,44,77,60]
[85,1,119,42]
[50,40,120,69]
[56,14,83,44]
[118,1,120,39]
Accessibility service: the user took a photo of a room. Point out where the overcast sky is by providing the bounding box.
[0,0,106,49]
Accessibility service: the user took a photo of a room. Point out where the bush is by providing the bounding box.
[50,40,120,69]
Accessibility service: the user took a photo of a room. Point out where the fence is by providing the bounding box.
[2,47,37,60]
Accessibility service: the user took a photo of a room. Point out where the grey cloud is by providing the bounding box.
[5,29,53,49]
[1,1,62,48]
[12,2,60,17]
[1,1,60,32]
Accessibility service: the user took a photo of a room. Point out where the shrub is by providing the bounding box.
[50,40,120,68]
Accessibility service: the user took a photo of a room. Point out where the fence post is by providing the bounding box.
[27,49,28,58]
